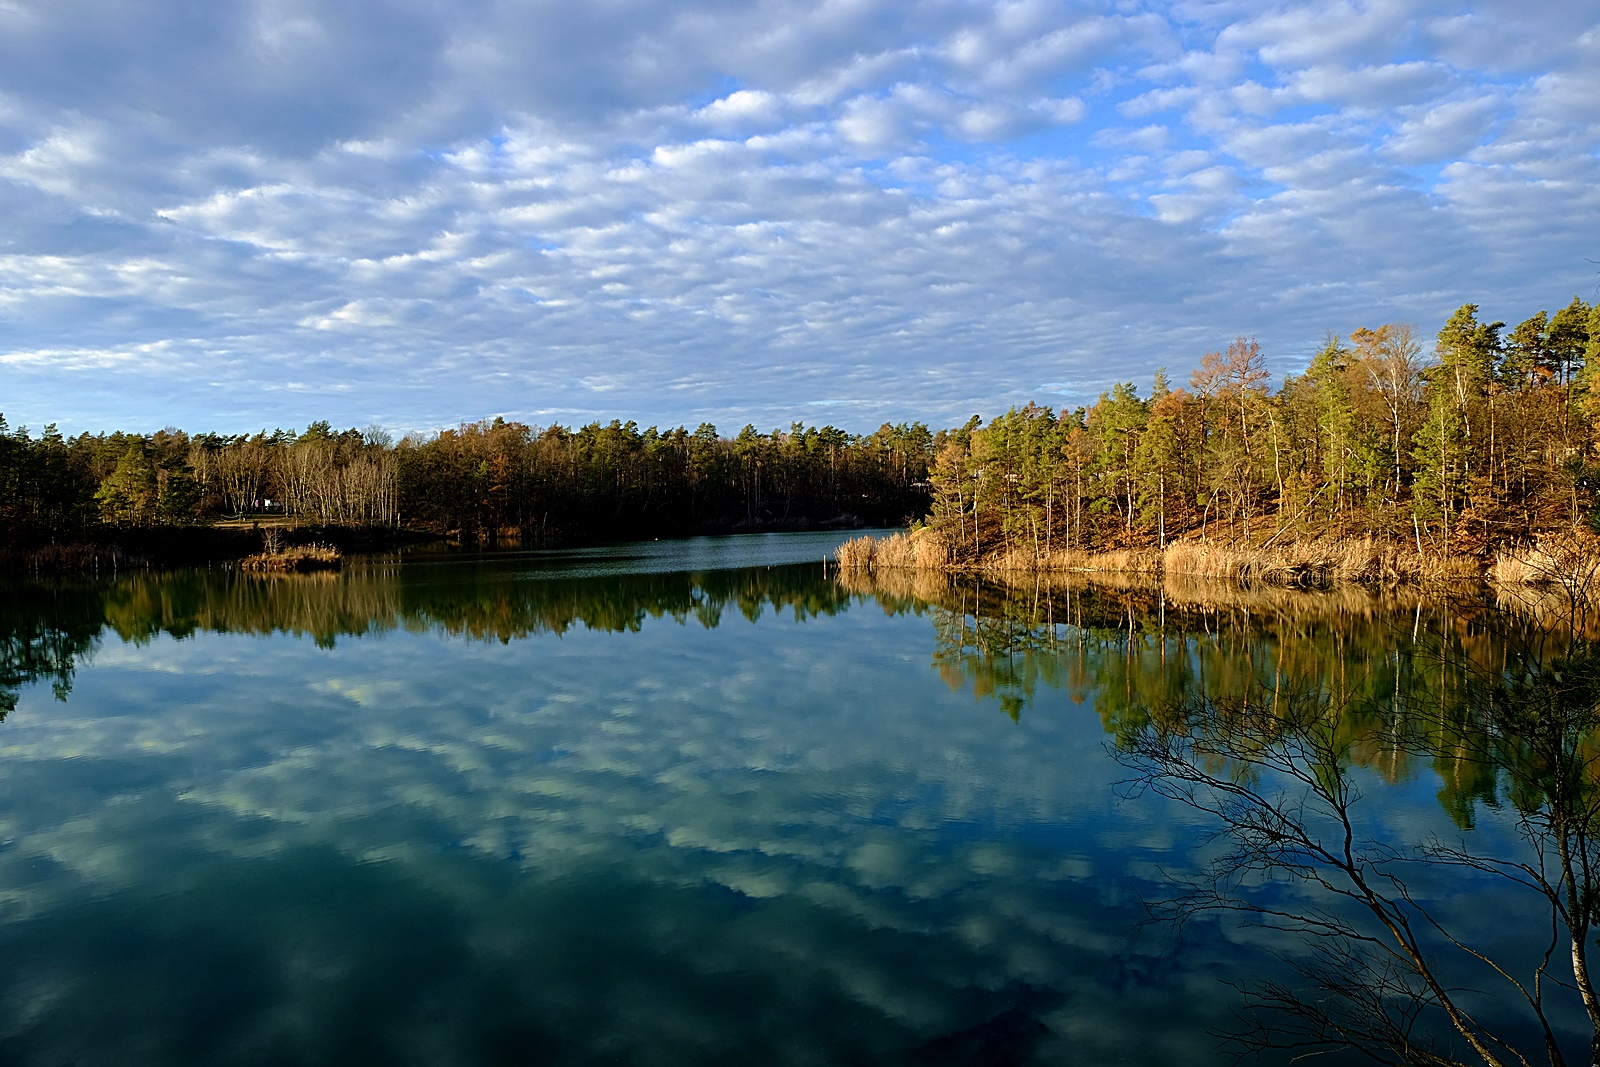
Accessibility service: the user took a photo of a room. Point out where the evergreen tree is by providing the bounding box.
[94,445,159,525]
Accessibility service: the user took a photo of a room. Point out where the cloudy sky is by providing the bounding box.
[2,0,1597,436]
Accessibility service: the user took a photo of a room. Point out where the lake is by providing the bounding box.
[0,531,1582,1065]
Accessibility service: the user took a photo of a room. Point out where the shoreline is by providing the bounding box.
[0,523,436,577]
[833,527,1597,593]
[0,516,875,577]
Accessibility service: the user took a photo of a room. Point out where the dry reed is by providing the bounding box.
[1486,531,1600,632]
[1159,538,1482,587]
[1009,547,1163,574]
[240,543,343,573]
[1489,532,1600,586]
[836,528,1485,589]
[1489,552,1543,586]
[833,529,950,571]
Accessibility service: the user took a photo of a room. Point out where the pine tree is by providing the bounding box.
[94,445,159,525]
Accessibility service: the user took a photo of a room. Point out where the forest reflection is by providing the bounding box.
[838,567,1600,831]
[3,556,1587,837]
[0,558,885,718]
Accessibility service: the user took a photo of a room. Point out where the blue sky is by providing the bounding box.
[1,0,1597,436]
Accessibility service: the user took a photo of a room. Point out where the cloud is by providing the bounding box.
[1289,61,1455,108]
[1382,94,1502,163]
[692,89,785,132]
[1,0,1597,432]
[1217,0,1417,69]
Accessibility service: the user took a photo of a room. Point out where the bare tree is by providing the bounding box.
[1354,324,1427,498]
[1116,656,1600,1067]
[211,439,270,516]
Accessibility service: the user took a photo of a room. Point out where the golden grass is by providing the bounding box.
[836,528,1485,589]
[1022,547,1163,574]
[1171,537,1483,587]
[240,543,343,573]
[1489,532,1600,586]
[1165,538,1375,586]
[1489,551,1543,585]
[833,529,951,571]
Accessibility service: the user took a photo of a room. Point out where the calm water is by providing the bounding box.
[0,532,1570,1065]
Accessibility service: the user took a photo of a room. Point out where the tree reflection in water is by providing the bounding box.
[1119,672,1600,1065]
[8,558,1600,1063]
[849,567,1600,1064]
[0,580,106,720]
[0,559,869,711]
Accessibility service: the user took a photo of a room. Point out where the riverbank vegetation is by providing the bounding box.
[839,296,1600,586]
[239,542,342,574]
[836,526,1555,588]
[6,294,1599,579]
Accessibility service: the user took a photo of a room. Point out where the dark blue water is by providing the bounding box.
[0,533,1563,1065]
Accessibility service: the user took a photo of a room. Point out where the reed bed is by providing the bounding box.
[835,530,1485,589]
[1486,532,1600,633]
[239,543,343,573]
[1489,532,1600,586]
[1161,538,1480,587]
[999,547,1163,575]
[833,529,950,572]
[1489,552,1543,586]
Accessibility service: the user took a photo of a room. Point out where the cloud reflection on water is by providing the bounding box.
[0,545,1521,1065]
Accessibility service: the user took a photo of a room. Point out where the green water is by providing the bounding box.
[0,532,1575,1065]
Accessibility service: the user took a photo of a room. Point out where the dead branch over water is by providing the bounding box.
[837,543,1600,1064]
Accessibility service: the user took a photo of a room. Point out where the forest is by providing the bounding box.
[919,296,1600,568]
[0,417,934,556]
[2,293,1598,570]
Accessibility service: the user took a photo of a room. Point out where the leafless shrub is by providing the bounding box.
[1118,667,1600,1066]
[240,543,342,573]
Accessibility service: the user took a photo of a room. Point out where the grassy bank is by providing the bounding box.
[833,527,1600,591]
[239,543,342,573]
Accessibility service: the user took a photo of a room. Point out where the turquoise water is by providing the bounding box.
[0,533,1563,1065]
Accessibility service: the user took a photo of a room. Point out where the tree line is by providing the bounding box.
[0,416,934,548]
[928,295,1600,562]
[5,292,1597,559]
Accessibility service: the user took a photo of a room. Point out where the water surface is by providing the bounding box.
[0,533,1566,1065]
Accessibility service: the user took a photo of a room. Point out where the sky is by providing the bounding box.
[1,0,1598,437]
